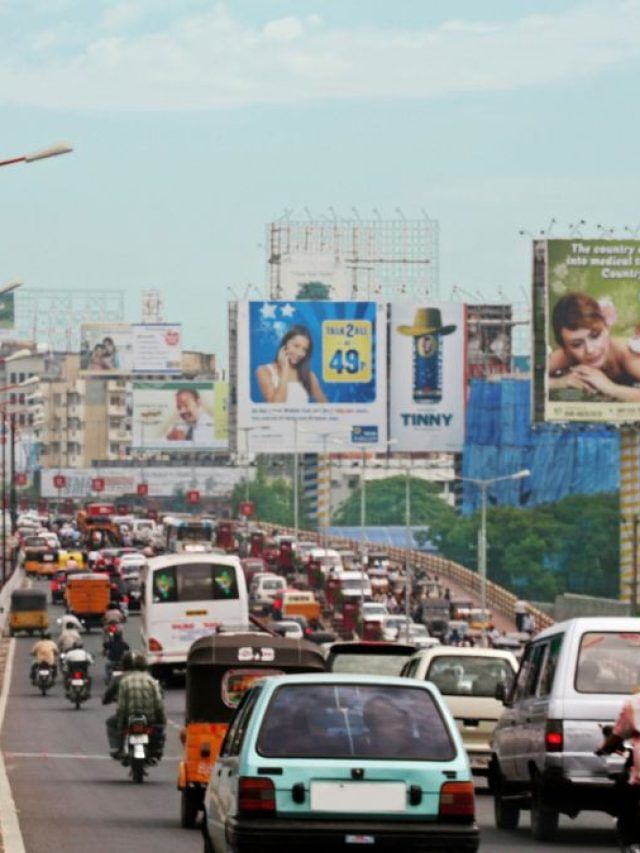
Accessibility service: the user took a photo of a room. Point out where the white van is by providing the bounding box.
[140,553,248,678]
[490,616,640,840]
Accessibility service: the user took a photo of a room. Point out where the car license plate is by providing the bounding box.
[71,678,84,686]
[310,782,405,813]
[129,734,149,744]
[346,837,375,845]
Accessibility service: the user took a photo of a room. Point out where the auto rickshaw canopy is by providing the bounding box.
[10,588,47,612]
[185,632,326,723]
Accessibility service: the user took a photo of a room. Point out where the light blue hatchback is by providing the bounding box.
[203,672,479,853]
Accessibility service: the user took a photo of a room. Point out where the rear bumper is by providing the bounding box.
[222,817,479,853]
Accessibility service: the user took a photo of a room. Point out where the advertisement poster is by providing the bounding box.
[41,465,246,498]
[132,324,182,374]
[466,305,512,379]
[80,324,134,374]
[236,301,387,452]
[132,381,228,449]
[0,292,15,329]
[538,239,640,423]
[389,303,466,452]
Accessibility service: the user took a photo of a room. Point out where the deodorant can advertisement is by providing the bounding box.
[390,303,466,452]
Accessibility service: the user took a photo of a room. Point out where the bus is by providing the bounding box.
[163,516,216,553]
[140,553,249,678]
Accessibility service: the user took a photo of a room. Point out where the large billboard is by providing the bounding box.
[236,301,387,452]
[467,305,512,379]
[535,239,640,423]
[389,303,466,452]
[80,324,134,374]
[41,466,246,498]
[80,323,182,375]
[132,381,228,449]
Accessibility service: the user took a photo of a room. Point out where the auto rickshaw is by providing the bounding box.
[8,589,48,636]
[58,549,85,570]
[178,632,326,828]
[65,572,111,631]
[22,535,57,577]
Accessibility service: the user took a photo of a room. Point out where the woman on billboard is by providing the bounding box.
[256,325,327,404]
[548,292,640,400]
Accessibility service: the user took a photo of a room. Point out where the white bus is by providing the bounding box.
[163,516,215,553]
[140,553,249,678]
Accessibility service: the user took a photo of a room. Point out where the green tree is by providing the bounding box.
[296,281,331,300]
[333,475,456,531]
[230,460,313,528]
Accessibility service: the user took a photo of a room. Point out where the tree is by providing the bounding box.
[333,475,456,533]
[296,281,331,300]
[230,460,313,528]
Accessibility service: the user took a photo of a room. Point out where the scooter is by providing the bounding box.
[121,714,159,783]
[33,662,55,696]
[65,666,91,710]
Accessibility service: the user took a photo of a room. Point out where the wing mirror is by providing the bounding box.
[495,681,511,705]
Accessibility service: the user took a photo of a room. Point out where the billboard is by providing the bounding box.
[389,303,466,452]
[132,380,228,449]
[535,239,640,423]
[236,301,387,452]
[0,292,15,329]
[132,323,182,373]
[41,466,246,498]
[80,324,134,374]
[466,305,512,379]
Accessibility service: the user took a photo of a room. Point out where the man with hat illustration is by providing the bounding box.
[397,308,457,404]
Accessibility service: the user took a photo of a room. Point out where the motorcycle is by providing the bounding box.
[120,714,161,783]
[65,666,91,710]
[33,662,55,696]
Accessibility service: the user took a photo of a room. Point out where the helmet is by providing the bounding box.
[131,652,148,671]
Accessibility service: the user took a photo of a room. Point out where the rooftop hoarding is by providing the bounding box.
[80,323,182,375]
[535,239,640,424]
[235,301,387,453]
[466,304,512,378]
[132,380,228,449]
[389,303,466,452]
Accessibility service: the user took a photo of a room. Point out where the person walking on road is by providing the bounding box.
[514,598,527,632]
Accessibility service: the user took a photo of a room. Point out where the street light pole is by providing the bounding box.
[293,420,299,540]
[404,461,412,640]
[9,414,16,535]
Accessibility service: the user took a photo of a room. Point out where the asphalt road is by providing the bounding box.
[0,589,622,852]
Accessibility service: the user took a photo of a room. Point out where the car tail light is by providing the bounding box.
[148,637,163,652]
[545,720,563,752]
[438,781,475,823]
[238,777,276,815]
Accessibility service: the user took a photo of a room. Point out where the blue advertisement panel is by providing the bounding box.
[236,301,387,452]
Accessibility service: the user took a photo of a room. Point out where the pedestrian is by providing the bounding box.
[514,598,527,632]
[522,612,535,635]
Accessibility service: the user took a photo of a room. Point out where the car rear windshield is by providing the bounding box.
[329,653,414,676]
[576,632,640,694]
[151,563,239,603]
[257,683,455,761]
[426,655,515,697]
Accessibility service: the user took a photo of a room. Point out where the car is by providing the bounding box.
[490,616,640,840]
[381,614,413,642]
[250,574,286,610]
[406,624,440,650]
[401,646,517,775]
[327,641,418,676]
[270,620,304,640]
[203,672,479,853]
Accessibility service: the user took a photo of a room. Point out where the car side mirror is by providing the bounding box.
[495,681,510,704]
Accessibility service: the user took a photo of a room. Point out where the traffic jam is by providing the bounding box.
[3,502,640,852]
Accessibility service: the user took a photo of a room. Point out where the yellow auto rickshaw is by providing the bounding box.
[58,549,85,571]
[178,632,326,828]
[22,535,57,577]
[8,589,48,636]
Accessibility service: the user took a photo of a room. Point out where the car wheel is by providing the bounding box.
[530,780,559,841]
[490,757,520,830]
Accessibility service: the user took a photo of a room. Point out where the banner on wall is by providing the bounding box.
[235,301,387,452]
[389,303,466,452]
[80,323,183,375]
[41,466,245,498]
[132,381,228,449]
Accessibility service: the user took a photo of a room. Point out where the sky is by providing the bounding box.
[1,0,640,360]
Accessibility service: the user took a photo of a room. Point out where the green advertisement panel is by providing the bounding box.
[0,293,15,329]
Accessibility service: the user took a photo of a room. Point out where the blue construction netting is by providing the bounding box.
[463,379,619,513]
[325,526,438,552]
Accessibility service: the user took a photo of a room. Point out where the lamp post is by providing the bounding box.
[458,469,530,644]
[404,459,412,640]
[0,142,73,169]
[300,429,349,548]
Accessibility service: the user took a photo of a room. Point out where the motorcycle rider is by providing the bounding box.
[57,626,81,654]
[597,690,640,852]
[30,633,58,683]
[104,652,166,759]
[102,624,130,683]
[62,639,94,688]
[58,614,84,634]
[103,602,124,627]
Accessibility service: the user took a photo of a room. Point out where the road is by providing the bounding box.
[0,590,621,852]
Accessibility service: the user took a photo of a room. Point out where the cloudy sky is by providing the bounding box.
[0,0,639,355]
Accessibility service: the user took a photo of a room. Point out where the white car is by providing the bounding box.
[272,620,304,640]
[407,624,440,650]
[360,602,388,624]
[381,614,413,642]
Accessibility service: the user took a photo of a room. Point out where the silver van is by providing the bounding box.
[490,616,640,840]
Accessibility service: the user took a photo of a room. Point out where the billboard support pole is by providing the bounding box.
[293,420,299,540]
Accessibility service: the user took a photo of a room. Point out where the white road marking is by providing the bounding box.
[0,638,26,853]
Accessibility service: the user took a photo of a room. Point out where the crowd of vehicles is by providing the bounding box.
[8,506,640,849]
